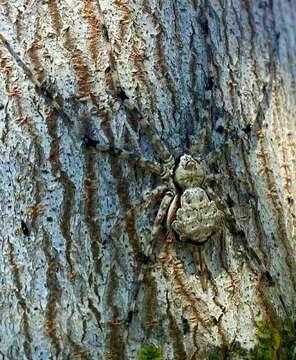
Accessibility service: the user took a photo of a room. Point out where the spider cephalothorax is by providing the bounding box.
[173,154,205,189]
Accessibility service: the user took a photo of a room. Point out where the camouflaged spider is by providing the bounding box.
[0,32,273,343]
[0,33,235,252]
[85,100,261,331]
[86,102,227,250]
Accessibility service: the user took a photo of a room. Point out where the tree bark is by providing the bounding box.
[0,1,296,359]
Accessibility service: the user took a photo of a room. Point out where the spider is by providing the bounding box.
[0,33,272,338]
[84,98,272,335]
[85,103,226,250]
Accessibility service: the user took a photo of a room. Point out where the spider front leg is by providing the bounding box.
[0,33,74,129]
[123,101,175,175]
[124,190,175,337]
[201,126,253,167]
[84,136,163,176]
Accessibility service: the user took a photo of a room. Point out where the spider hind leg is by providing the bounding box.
[124,191,175,337]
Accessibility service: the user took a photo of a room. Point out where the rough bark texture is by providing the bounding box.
[0,1,296,359]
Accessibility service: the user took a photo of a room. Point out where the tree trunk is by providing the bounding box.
[0,1,296,359]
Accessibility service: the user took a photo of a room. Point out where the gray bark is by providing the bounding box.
[0,0,296,359]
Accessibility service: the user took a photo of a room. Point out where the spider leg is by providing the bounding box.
[201,127,252,166]
[142,184,169,204]
[0,33,174,178]
[204,173,229,184]
[109,185,168,236]
[166,193,180,240]
[202,84,270,167]
[84,136,163,176]
[123,100,174,170]
[0,33,74,128]
[124,190,175,338]
[205,186,273,284]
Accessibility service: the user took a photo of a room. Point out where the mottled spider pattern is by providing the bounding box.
[172,186,223,244]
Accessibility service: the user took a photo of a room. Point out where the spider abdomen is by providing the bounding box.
[172,188,222,243]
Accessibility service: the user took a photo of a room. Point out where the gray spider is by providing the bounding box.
[86,99,275,339]
[0,32,230,249]
[84,100,270,334]
[86,102,226,251]
[1,33,271,337]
